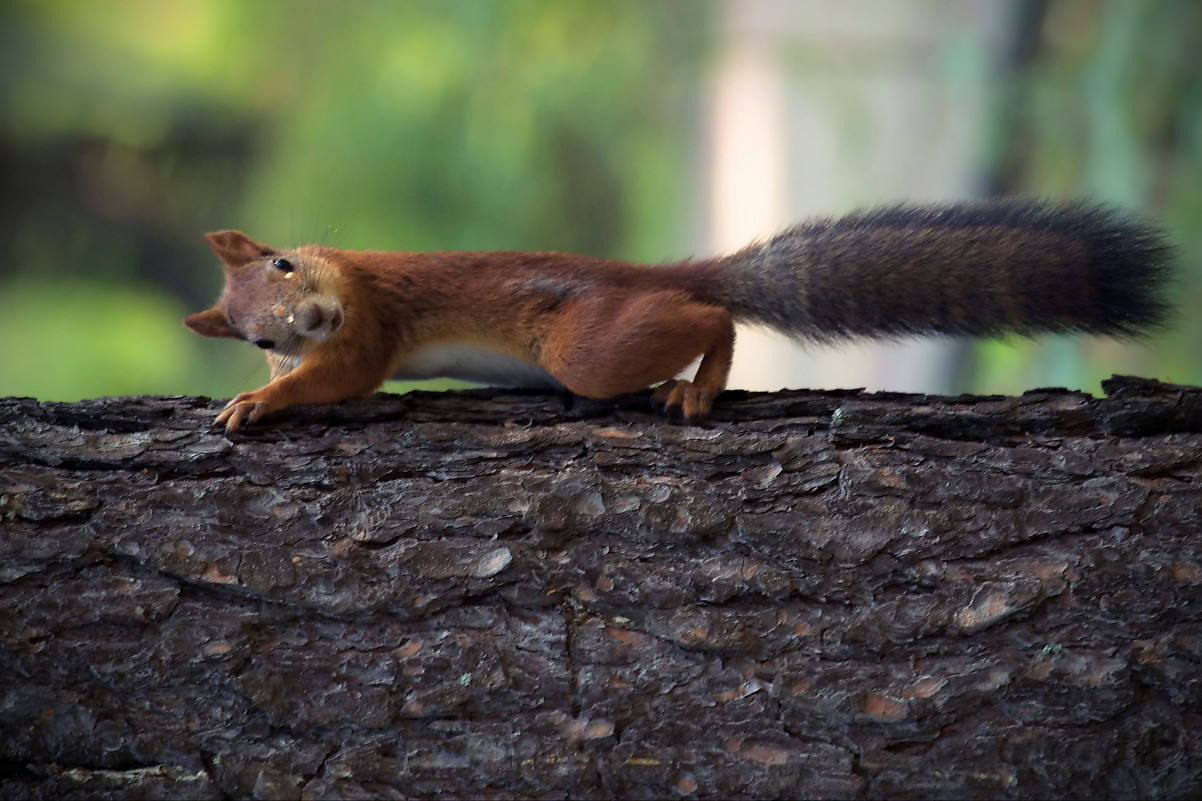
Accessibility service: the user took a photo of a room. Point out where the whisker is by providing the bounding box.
[235,353,265,394]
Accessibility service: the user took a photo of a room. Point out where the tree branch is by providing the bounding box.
[2,376,1200,799]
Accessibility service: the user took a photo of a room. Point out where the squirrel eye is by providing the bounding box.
[272,258,293,273]
[253,339,275,350]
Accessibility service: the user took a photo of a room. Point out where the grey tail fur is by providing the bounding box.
[707,199,1175,342]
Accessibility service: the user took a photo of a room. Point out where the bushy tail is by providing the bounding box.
[712,199,1175,342]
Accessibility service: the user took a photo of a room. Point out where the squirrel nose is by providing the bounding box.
[295,303,324,333]
[292,301,344,336]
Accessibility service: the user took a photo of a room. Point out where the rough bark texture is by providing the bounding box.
[2,376,1200,800]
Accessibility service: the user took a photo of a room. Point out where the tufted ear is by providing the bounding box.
[183,307,240,339]
[205,230,275,268]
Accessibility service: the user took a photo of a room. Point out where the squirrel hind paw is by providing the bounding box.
[651,379,716,422]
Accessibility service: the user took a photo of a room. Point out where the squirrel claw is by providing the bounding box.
[652,379,714,422]
[215,392,269,435]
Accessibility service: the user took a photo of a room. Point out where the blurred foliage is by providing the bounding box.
[969,0,1202,394]
[0,279,195,400]
[0,0,1197,402]
[0,0,705,401]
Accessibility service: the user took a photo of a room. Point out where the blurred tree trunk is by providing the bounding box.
[2,377,1200,800]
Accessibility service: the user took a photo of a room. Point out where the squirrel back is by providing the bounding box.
[704,199,1174,341]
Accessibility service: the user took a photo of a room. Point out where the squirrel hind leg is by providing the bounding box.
[545,293,735,420]
[651,315,735,421]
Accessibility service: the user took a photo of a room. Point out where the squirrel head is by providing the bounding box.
[184,231,345,364]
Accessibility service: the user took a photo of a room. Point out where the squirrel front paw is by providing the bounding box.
[214,391,277,434]
[651,379,716,422]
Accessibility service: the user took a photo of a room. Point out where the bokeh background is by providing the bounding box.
[1,0,1198,403]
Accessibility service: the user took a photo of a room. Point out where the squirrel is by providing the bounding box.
[184,199,1174,433]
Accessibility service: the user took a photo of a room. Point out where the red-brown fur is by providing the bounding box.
[186,232,733,432]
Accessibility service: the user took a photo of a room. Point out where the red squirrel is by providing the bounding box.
[185,200,1173,433]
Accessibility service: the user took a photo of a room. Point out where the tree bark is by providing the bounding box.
[2,376,1200,800]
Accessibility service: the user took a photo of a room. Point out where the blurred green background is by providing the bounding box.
[0,0,1198,403]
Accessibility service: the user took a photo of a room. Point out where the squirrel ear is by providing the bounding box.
[183,307,240,339]
[206,230,274,267]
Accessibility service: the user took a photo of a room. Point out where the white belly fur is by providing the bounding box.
[389,343,563,390]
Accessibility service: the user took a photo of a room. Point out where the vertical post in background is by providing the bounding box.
[705,0,1007,393]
